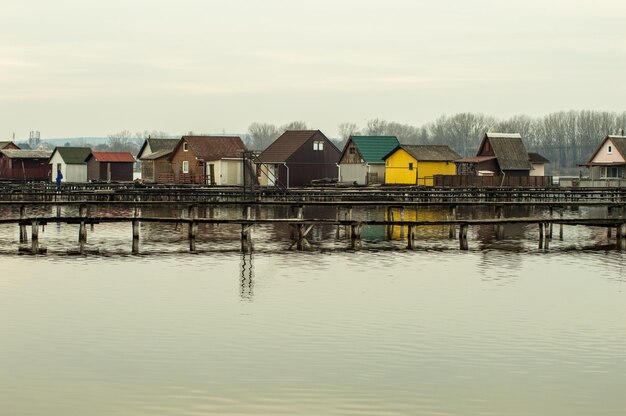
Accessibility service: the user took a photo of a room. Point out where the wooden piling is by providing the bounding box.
[132,220,139,254]
[459,224,468,250]
[31,220,39,254]
[407,224,415,249]
[79,205,87,243]
[19,205,27,242]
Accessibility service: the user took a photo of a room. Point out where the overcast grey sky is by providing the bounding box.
[1,0,625,139]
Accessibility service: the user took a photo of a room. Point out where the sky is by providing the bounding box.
[1,0,626,139]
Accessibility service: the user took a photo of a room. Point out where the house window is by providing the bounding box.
[409,162,414,171]
[607,167,620,178]
[313,141,324,151]
[349,147,355,154]
[183,142,189,152]
[182,160,189,173]
[608,145,613,154]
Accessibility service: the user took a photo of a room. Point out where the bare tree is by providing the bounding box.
[248,122,280,151]
[280,121,308,131]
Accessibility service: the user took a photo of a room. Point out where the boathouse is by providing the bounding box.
[456,133,531,177]
[338,136,399,185]
[168,136,249,185]
[584,135,626,181]
[136,138,179,183]
[86,151,135,182]
[383,145,461,186]
[48,147,92,183]
[0,149,51,180]
[257,130,341,187]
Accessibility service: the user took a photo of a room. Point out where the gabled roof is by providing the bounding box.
[0,149,51,159]
[88,151,135,163]
[258,130,327,163]
[341,136,400,164]
[585,135,626,165]
[173,136,247,161]
[137,138,179,159]
[50,147,92,164]
[142,148,173,160]
[455,155,497,164]
[0,141,19,150]
[384,145,461,162]
[528,152,550,164]
[479,133,531,170]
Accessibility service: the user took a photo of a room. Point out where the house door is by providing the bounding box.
[268,164,277,186]
[208,164,215,185]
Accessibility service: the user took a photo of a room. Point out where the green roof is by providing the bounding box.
[52,147,92,164]
[348,136,399,163]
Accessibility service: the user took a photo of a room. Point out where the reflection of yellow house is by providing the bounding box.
[383,145,461,186]
[386,207,449,240]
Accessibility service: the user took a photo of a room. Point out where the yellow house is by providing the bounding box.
[383,145,461,186]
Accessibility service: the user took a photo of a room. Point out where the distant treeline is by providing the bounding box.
[249,111,626,175]
[26,111,625,176]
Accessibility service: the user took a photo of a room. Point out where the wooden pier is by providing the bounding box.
[2,185,626,254]
[4,213,626,255]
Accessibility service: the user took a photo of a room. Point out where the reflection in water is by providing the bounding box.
[239,252,254,301]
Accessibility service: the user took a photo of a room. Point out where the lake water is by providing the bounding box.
[1,205,626,415]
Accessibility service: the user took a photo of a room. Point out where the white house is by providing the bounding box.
[49,147,92,183]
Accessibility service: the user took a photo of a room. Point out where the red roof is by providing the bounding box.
[89,152,136,163]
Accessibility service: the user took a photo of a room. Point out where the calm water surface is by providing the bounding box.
[1,206,626,415]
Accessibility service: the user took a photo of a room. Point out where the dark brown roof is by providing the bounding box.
[176,136,247,161]
[137,138,179,159]
[88,152,136,163]
[386,145,461,162]
[141,149,173,160]
[585,135,626,165]
[258,130,319,163]
[480,133,531,170]
[528,152,550,164]
[455,155,497,163]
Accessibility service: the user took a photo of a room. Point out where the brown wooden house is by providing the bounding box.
[168,136,249,185]
[257,130,341,188]
[86,151,135,182]
[136,138,179,183]
[0,149,51,180]
[455,133,532,177]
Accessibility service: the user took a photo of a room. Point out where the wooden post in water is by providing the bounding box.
[335,206,341,238]
[559,210,564,240]
[31,220,39,254]
[19,205,27,242]
[538,222,545,249]
[350,223,362,250]
[79,205,87,245]
[407,224,415,249]
[459,224,468,250]
[132,220,139,254]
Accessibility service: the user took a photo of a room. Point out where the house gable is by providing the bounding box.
[477,133,531,172]
[340,136,399,165]
[586,136,626,165]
